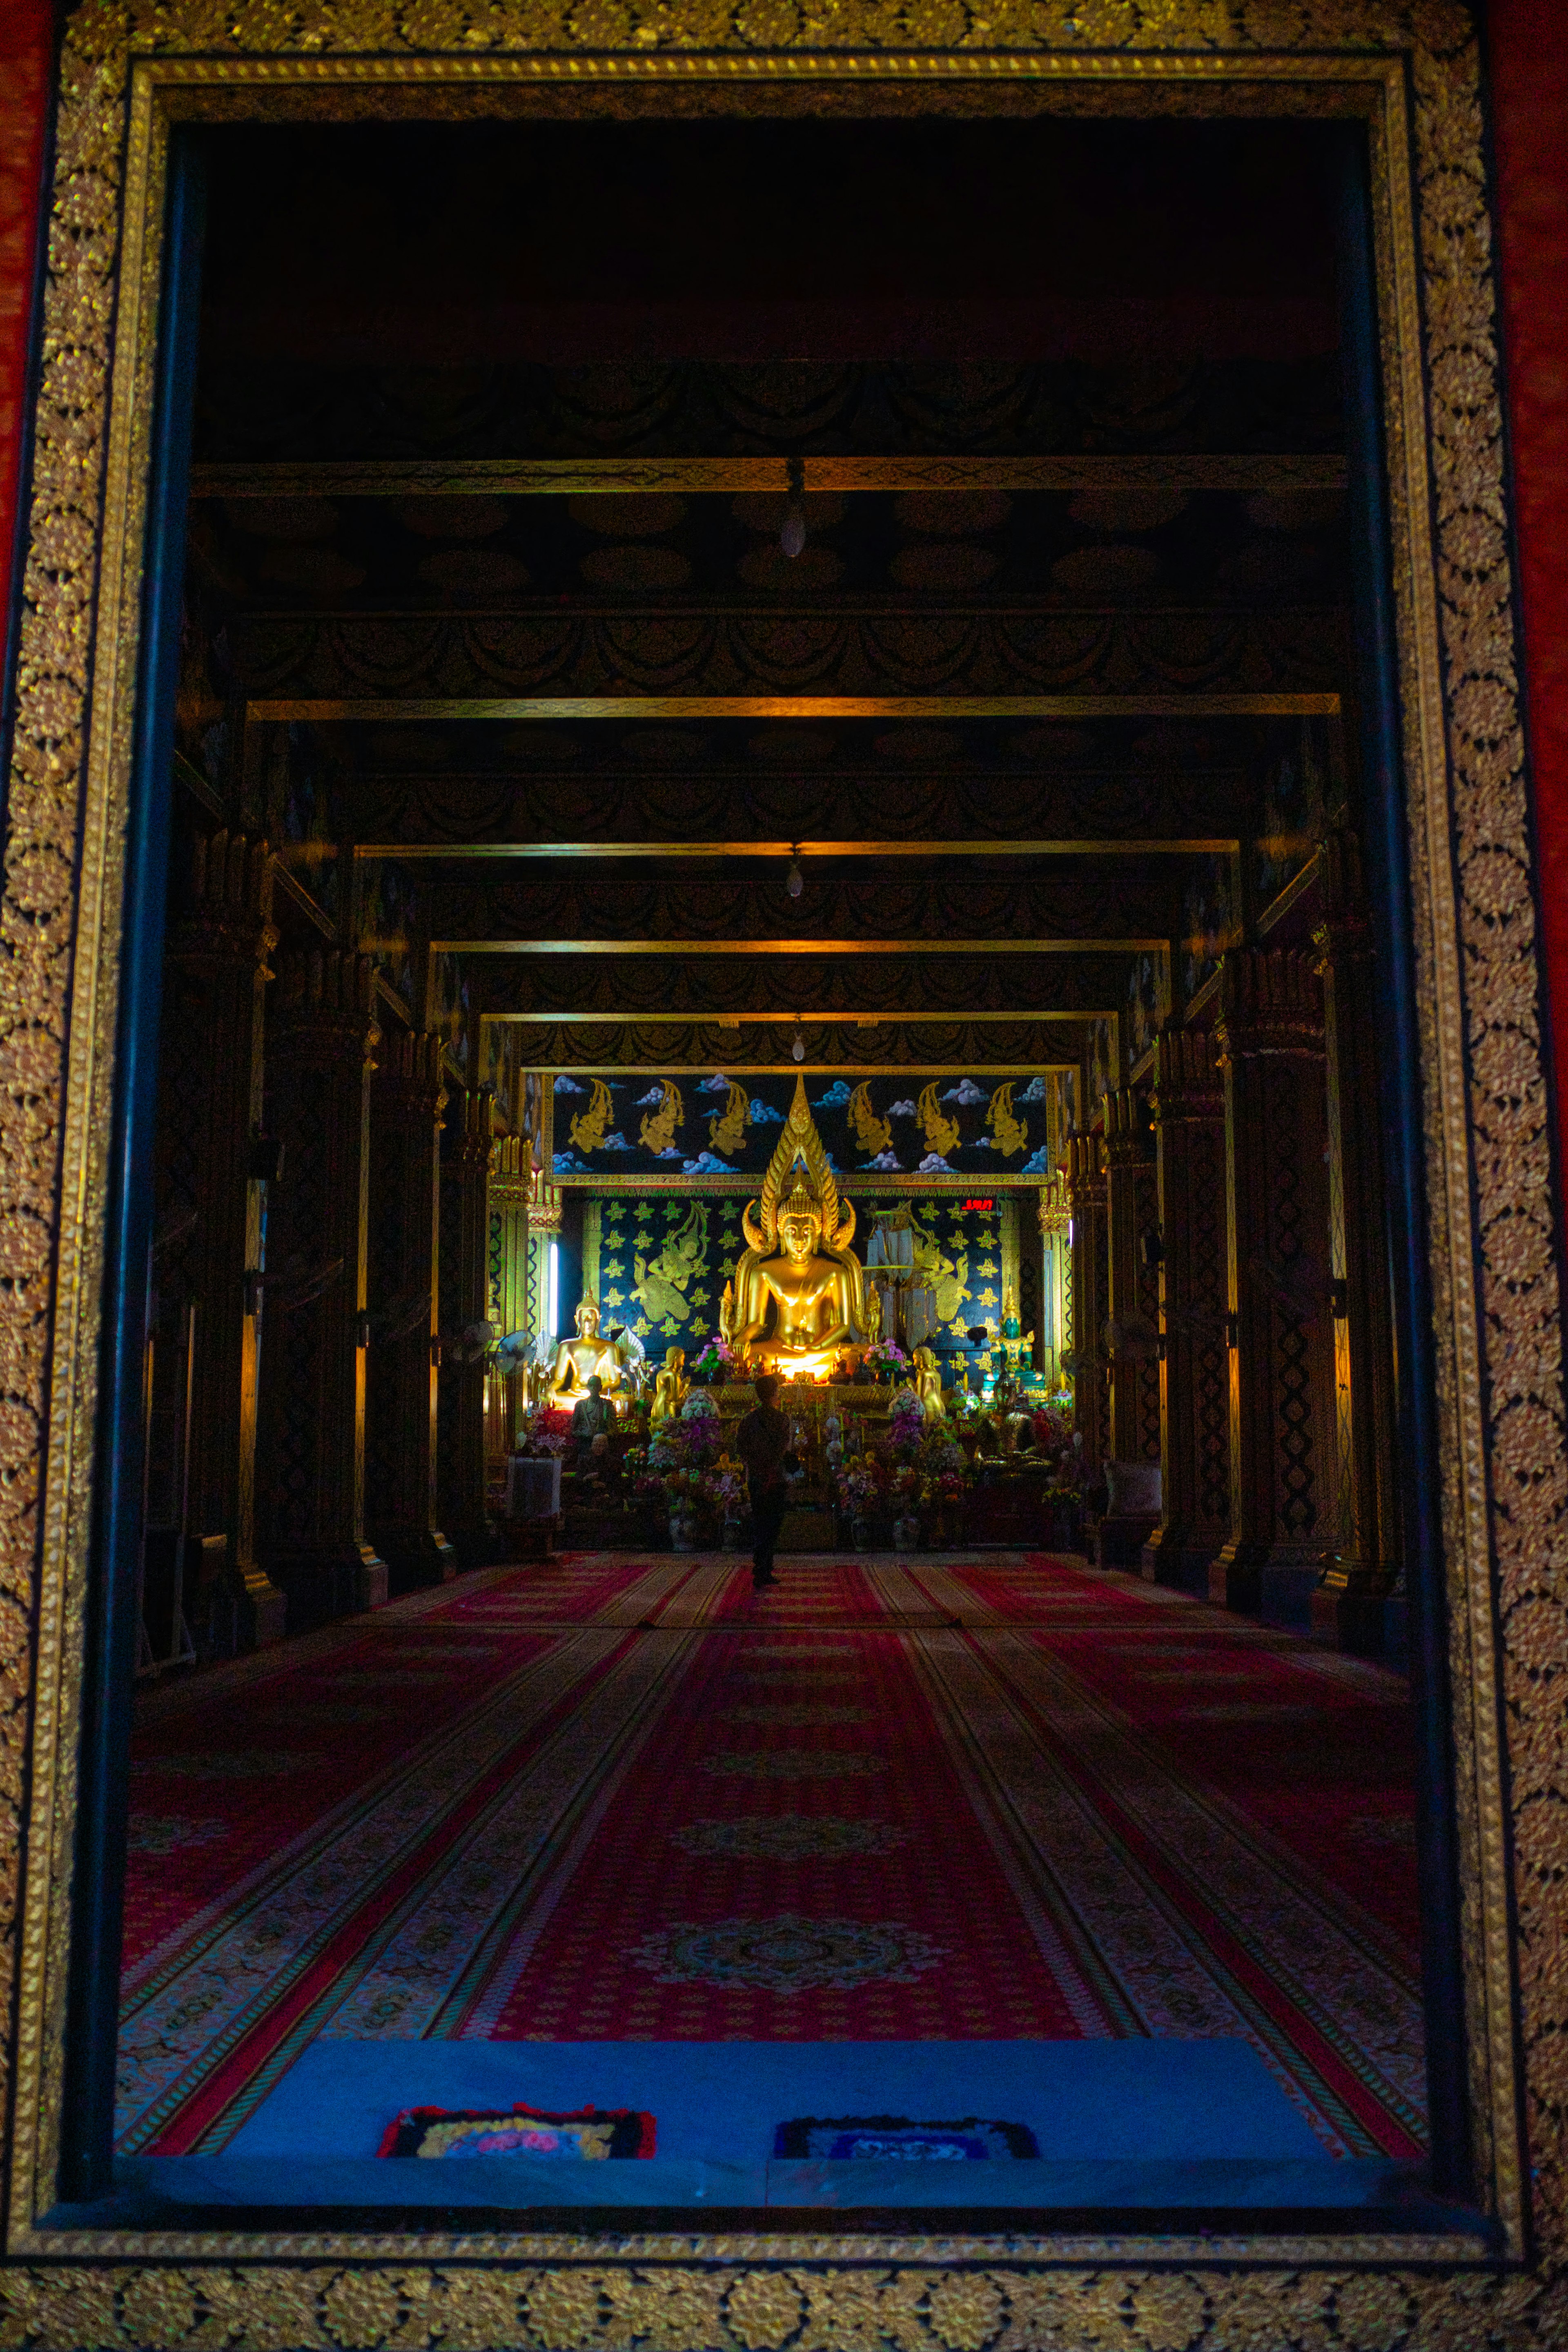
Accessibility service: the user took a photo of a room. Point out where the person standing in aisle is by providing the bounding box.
[735,1372,794,1591]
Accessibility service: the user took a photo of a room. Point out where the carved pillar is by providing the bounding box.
[1312,831,1401,1647]
[255,951,388,1624]
[486,1134,533,1477]
[1037,1174,1071,1394]
[437,1086,494,1563]
[1211,949,1338,1625]
[1102,1087,1162,1465]
[1065,1132,1108,1474]
[1143,1029,1232,1593]
[366,1028,454,1590]
[156,830,287,1647]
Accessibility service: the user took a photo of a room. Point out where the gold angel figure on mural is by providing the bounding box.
[917,1082,960,1159]
[708,1079,751,1158]
[569,1078,615,1156]
[986,1082,1028,1159]
[848,1082,892,1157]
[635,1202,708,1328]
[639,1078,683,1154]
[913,1209,969,1326]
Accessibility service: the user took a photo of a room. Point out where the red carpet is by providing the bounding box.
[120,1552,1425,2164]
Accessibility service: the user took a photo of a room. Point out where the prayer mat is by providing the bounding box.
[378,2102,655,2159]
[773,2114,1038,2161]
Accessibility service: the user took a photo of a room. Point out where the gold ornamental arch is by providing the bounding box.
[1,4,1563,2342]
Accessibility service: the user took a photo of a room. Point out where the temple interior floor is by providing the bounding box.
[108,1551,1432,2220]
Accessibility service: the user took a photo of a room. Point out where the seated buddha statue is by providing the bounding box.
[650,1347,690,1427]
[727,1076,866,1380]
[548,1291,635,1405]
[912,1343,946,1422]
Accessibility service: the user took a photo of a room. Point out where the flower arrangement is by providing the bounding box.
[706,1465,746,1521]
[648,1414,722,1474]
[862,1339,909,1384]
[887,1388,925,1451]
[690,1332,737,1385]
[1033,1402,1075,1456]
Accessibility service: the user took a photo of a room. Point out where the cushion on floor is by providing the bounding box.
[378,2102,656,2159]
[773,2114,1038,2160]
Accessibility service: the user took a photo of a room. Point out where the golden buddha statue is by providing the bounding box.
[728,1076,866,1381]
[912,1344,946,1422]
[548,1291,635,1405]
[650,1347,690,1427]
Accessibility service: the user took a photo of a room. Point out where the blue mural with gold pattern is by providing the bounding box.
[595,1192,1016,1363]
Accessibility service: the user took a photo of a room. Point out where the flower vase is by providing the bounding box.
[893,1515,919,1552]
[852,1516,873,1552]
[670,1514,699,1552]
[722,1517,742,1551]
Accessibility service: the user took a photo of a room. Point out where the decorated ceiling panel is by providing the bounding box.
[222,604,1345,703]
[194,357,1344,466]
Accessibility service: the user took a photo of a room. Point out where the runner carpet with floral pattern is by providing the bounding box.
[118,1552,1425,2162]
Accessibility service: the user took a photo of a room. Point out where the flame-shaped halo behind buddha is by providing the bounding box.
[742,1075,856,1258]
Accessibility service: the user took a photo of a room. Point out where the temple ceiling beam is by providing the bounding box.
[194,454,1348,499]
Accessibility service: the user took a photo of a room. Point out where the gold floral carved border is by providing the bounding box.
[0,2,1562,2339]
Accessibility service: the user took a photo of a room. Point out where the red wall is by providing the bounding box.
[1487,0,1568,1187]
[0,0,53,640]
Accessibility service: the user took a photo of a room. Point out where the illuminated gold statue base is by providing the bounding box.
[752,1343,841,1384]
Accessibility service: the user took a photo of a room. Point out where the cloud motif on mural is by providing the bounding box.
[860,1150,904,1172]
[697,1073,733,1093]
[750,1099,785,1123]
[1020,1146,1052,1174]
[941,1079,987,1105]
[1018,1076,1049,1102]
[600,1132,633,1152]
[814,1080,854,1107]
[918,1154,955,1174]
[886,1099,917,1119]
[554,1075,586,1094]
[655,1146,682,1160]
[683,1152,735,1174]
[634,1085,668,1107]
[552,1150,593,1172]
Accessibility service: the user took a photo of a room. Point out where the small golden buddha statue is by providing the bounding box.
[650,1347,690,1427]
[548,1291,635,1404]
[912,1343,946,1422]
[728,1076,866,1381]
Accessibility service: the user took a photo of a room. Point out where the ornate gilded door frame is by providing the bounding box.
[2,6,1561,2338]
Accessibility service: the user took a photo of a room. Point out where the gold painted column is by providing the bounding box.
[1312,831,1401,1647]
[486,1132,533,1474]
[366,1028,455,1590]
[437,1086,495,1563]
[1143,1029,1232,1594]
[1037,1173,1071,1393]
[255,951,388,1623]
[1211,949,1339,1625]
[1102,1086,1161,1466]
[1065,1132,1108,1474]
[156,830,287,1647]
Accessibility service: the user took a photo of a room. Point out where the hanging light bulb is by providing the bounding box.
[786,844,804,899]
[791,1027,806,1063]
[780,454,806,559]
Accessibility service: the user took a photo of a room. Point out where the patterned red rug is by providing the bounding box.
[119,1552,1424,2165]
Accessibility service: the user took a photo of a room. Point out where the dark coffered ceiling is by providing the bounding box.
[179,112,1353,1081]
